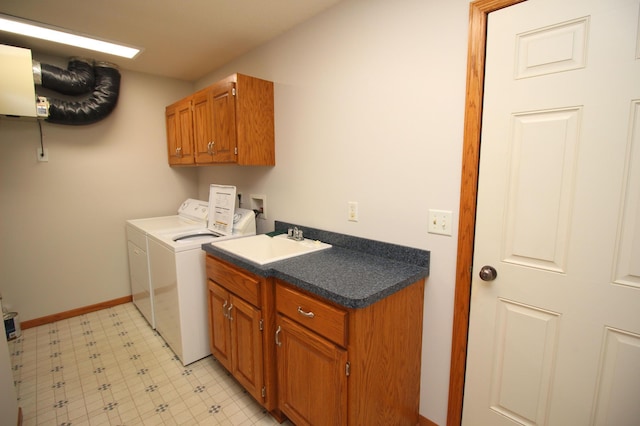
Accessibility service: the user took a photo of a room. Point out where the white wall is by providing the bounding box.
[0,63,198,321]
[0,0,471,423]
[195,1,470,423]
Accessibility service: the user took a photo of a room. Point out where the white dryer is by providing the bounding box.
[126,199,209,328]
[147,185,256,365]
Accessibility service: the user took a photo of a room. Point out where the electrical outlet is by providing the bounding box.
[37,147,49,162]
[428,209,452,236]
[348,201,359,222]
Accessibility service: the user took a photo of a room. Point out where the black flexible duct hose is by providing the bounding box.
[45,63,121,125]
[40,58,95,95]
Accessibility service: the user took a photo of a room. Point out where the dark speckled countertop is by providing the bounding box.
[201,221,430,309]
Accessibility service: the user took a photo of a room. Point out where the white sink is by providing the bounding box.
[210,233,332,265]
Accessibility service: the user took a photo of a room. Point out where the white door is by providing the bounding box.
[463,0,640,425]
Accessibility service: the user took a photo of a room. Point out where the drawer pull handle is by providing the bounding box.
[297,307,315,318]
[222,300,228,319]
[227,304,233,321]
[275,325,282,347]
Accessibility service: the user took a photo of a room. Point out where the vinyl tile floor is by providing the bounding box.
[8,302,290,425]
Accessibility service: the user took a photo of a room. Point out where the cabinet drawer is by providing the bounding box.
[276,282,347,347]
[206,256,261,307]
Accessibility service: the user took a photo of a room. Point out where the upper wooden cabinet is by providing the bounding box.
[166,73,275,166]
[192,80,237,164]
[165,97,195,166]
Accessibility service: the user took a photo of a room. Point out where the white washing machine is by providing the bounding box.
[147,185,256,365]
[126,199,209,328]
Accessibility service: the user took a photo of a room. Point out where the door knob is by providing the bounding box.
[479,265,497,281]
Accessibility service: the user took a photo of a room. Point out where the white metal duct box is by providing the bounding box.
[0,45,37,117]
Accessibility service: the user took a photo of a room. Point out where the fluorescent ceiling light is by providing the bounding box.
[0,14,140,59]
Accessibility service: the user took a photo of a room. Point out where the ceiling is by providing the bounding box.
[0,0,343,81]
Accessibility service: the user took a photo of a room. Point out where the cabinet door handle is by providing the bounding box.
[222,300,228,319]
[176,146,182,157]
[297,306,315,318]
[227,303,233,321]
[275,325,282,347]
[211,140,215,155]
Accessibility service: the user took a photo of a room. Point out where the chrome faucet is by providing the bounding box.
[288,227,304,241]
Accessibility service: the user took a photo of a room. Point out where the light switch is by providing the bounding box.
[428,209,453,236]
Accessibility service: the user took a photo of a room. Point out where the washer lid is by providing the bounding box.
[207,184,236,236]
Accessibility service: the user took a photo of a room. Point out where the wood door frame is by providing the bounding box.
[446,0,527,425]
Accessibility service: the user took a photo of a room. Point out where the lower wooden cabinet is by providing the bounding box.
[276,314,347,426]
[208,281,264,400]
[208,281,232,368]
[206,256,277,411]
[205,254,425,425]
[274,279,425,426]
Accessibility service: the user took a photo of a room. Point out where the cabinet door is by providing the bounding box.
[207,281,232,371]
[165,98,194,165]
[192,89,214,164]
[209,81,237,163]
[230,294,264,403]
[276,315,347,426]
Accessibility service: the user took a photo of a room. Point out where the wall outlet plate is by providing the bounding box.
[428,209,452,236]
[37,147,48,162]
[348,201,359,222]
